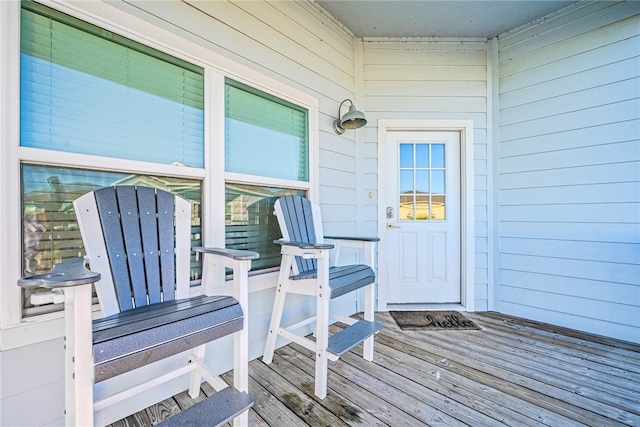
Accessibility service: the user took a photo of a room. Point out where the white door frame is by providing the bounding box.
[377,119,475,312]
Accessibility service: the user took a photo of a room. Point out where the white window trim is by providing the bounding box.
[19,148,208,179]
[0,0,319,350]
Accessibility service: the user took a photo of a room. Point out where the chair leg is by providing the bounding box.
[64,285,95,426]
[315,287,330,399]
[231,259,251,427]
[362,241,377,361]
[263,260,292,364]
[232,326,250,427]
[362,283,375,361]
[188,344,206,398]
[314,254,331,399]
[263,283,287,364]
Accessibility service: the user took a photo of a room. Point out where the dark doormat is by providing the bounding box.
[390,311,480,331]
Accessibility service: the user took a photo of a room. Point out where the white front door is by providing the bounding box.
[383,131,461,304]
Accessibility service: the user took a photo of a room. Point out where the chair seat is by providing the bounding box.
[93,295,243,382]
[290,264,375,299]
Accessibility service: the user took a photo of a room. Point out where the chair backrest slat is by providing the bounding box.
[157,189,177,302]
[92,186,180,311]
[116,187,150,308]
[277,195,318,274]
[137,186,162,304]
[94,187,136,311]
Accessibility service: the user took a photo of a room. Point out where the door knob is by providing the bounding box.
[387,223,401,229]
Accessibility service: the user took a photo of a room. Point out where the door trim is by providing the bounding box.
[377,119,475,312]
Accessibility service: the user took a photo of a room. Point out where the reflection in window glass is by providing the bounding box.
[415,195,430,220]
[399,144,413,168]
[21,164,202,316]
[225,183,306,271]
[432,144,445,168]
[432,170,446,194]
[400,170,414,193]
[399,194,414,220]
[415,144,429,168]
[416,170,429,193]
[398,142,447,221]
[432,195,446,220]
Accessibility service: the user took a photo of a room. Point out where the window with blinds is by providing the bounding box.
[19,2,205,316]
[225,79,308,181]
[20,2,205,167]
[16,2,313,315]
[224,79,309,271]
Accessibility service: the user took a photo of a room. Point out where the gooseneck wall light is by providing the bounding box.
[333,99,367,134]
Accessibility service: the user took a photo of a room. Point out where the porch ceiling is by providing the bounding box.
[315,0,578,38]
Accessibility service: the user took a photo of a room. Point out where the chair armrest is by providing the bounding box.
[193,247,259,261]
[194,247,258,298]
[324,236,380,242]
[274,239,334,250]
[18,257,101,289]
[323,236,378,268]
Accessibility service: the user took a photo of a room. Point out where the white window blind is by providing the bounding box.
[225,79,308,181]
[20,2,205,167]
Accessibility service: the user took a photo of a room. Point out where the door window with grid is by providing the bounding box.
[399,143,446,221]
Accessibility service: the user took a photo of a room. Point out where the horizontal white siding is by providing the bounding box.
[0,339,64,426]
[1,1,362,425]
[362,38,490,310]
[496,2,640,343]
[107,0,361,215]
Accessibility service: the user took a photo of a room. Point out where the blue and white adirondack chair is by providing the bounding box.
[19,186,257,427]
[263,195,382,399]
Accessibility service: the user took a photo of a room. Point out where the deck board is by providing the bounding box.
[110,312,640,426]
[268,352,383,426]
[465,315,640,386]
[385,320,639,424]
[277,344,424,426]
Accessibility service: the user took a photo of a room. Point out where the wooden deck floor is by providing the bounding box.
[111,312,640,426]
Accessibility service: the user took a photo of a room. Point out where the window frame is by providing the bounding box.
[0,0,319,350]
[222,78,313,272]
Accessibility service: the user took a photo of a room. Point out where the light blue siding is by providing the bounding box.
[2,1,640,426]
[496,3,640,343]
[362,39,491,310]
[2,1,359,425]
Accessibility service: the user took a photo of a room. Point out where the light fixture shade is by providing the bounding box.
[340,105,367,129]
[333,99,367,134]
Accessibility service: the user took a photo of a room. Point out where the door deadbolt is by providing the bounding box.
[386,206,394,219]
